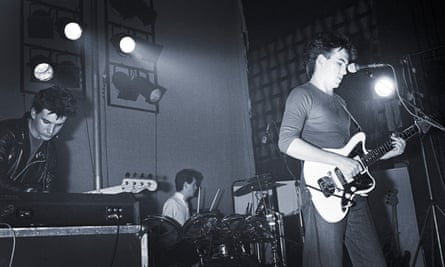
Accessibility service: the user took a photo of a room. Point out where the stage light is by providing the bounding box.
[120,36,136,53]
[112,71,140,101]
[118,74,167,104]
[34,62,55,81]
[111,34,136,54]
[374,76,395,97]
[111,33,162,62]
[133,76,166,104]
[27,9,53,38]
[29,55,55,81]
[56,18,83,40]
[146,86,166,104]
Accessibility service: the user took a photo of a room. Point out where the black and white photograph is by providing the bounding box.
[0,0,444,266]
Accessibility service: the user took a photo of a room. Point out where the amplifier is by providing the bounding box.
[0,192,140,227]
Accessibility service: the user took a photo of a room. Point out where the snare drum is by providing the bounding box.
[183,212,219,240]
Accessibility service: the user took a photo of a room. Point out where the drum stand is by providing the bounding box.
[254,193,287,267]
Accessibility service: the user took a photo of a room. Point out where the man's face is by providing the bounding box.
[320,48,349,89]
[183,178,198,199]
[29,108,67,141]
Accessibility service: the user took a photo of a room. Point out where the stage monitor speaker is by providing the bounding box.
[368,166,424,267]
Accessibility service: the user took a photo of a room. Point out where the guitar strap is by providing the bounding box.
[335,95,362,134]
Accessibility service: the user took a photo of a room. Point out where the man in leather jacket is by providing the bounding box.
[0,86,77,192]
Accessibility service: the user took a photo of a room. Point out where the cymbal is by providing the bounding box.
[234,180,285,196]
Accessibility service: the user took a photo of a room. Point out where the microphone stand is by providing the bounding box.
[400,55,445,267]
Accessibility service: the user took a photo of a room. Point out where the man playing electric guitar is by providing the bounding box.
[278,32,406,267]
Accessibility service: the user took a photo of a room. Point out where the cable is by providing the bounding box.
[0,223,16,267]
[109,224,121,267]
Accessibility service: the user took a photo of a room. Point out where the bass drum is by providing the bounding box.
[143,215,182,250]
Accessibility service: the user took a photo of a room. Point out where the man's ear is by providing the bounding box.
[30,108,37,119]
[316,54,327,66]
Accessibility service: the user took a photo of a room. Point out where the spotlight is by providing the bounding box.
[56,18,83,40]
[111,33,162,62]
[29,55,54,82]
[112,71,140,101]
[374,76,395,97]
[27,9,54,38]
[146,86,166,104]
[133,76,166,104]
[111,34,136,54]
[120,36,136,53]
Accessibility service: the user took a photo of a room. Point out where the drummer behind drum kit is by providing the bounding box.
[143,174,290,267]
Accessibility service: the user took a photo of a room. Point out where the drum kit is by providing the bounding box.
[144,174,287,267]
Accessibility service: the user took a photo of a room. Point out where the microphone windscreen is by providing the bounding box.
[347,63,358,73]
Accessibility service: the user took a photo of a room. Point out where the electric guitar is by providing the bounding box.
[303,119,430,223]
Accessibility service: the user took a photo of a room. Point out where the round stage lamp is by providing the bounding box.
[149,88,163,103]
[119,36,136,54]
[63,22,82,40]
[374,77,395,97]
[33,62,54,81]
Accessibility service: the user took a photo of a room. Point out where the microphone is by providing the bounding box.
[347,63,387,73]
[261,122,272,144]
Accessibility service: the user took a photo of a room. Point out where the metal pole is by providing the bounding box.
[91,0,102,190]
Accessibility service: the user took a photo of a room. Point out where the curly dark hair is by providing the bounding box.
[304,32,357,78]
[32,86,77,118]
[175,169,203,191]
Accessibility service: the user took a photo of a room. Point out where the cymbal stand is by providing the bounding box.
[269,210,287,267]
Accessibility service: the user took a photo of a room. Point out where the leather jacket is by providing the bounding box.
[0,114,56,192]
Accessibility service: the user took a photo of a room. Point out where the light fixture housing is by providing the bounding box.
[112,71,140,101]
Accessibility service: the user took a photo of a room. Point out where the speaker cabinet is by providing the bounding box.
[0,226,145,267]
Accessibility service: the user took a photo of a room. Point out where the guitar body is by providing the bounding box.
[303,132,376,223]
[302,120,429,223]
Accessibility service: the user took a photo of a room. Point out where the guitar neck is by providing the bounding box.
[360,123,420,167]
